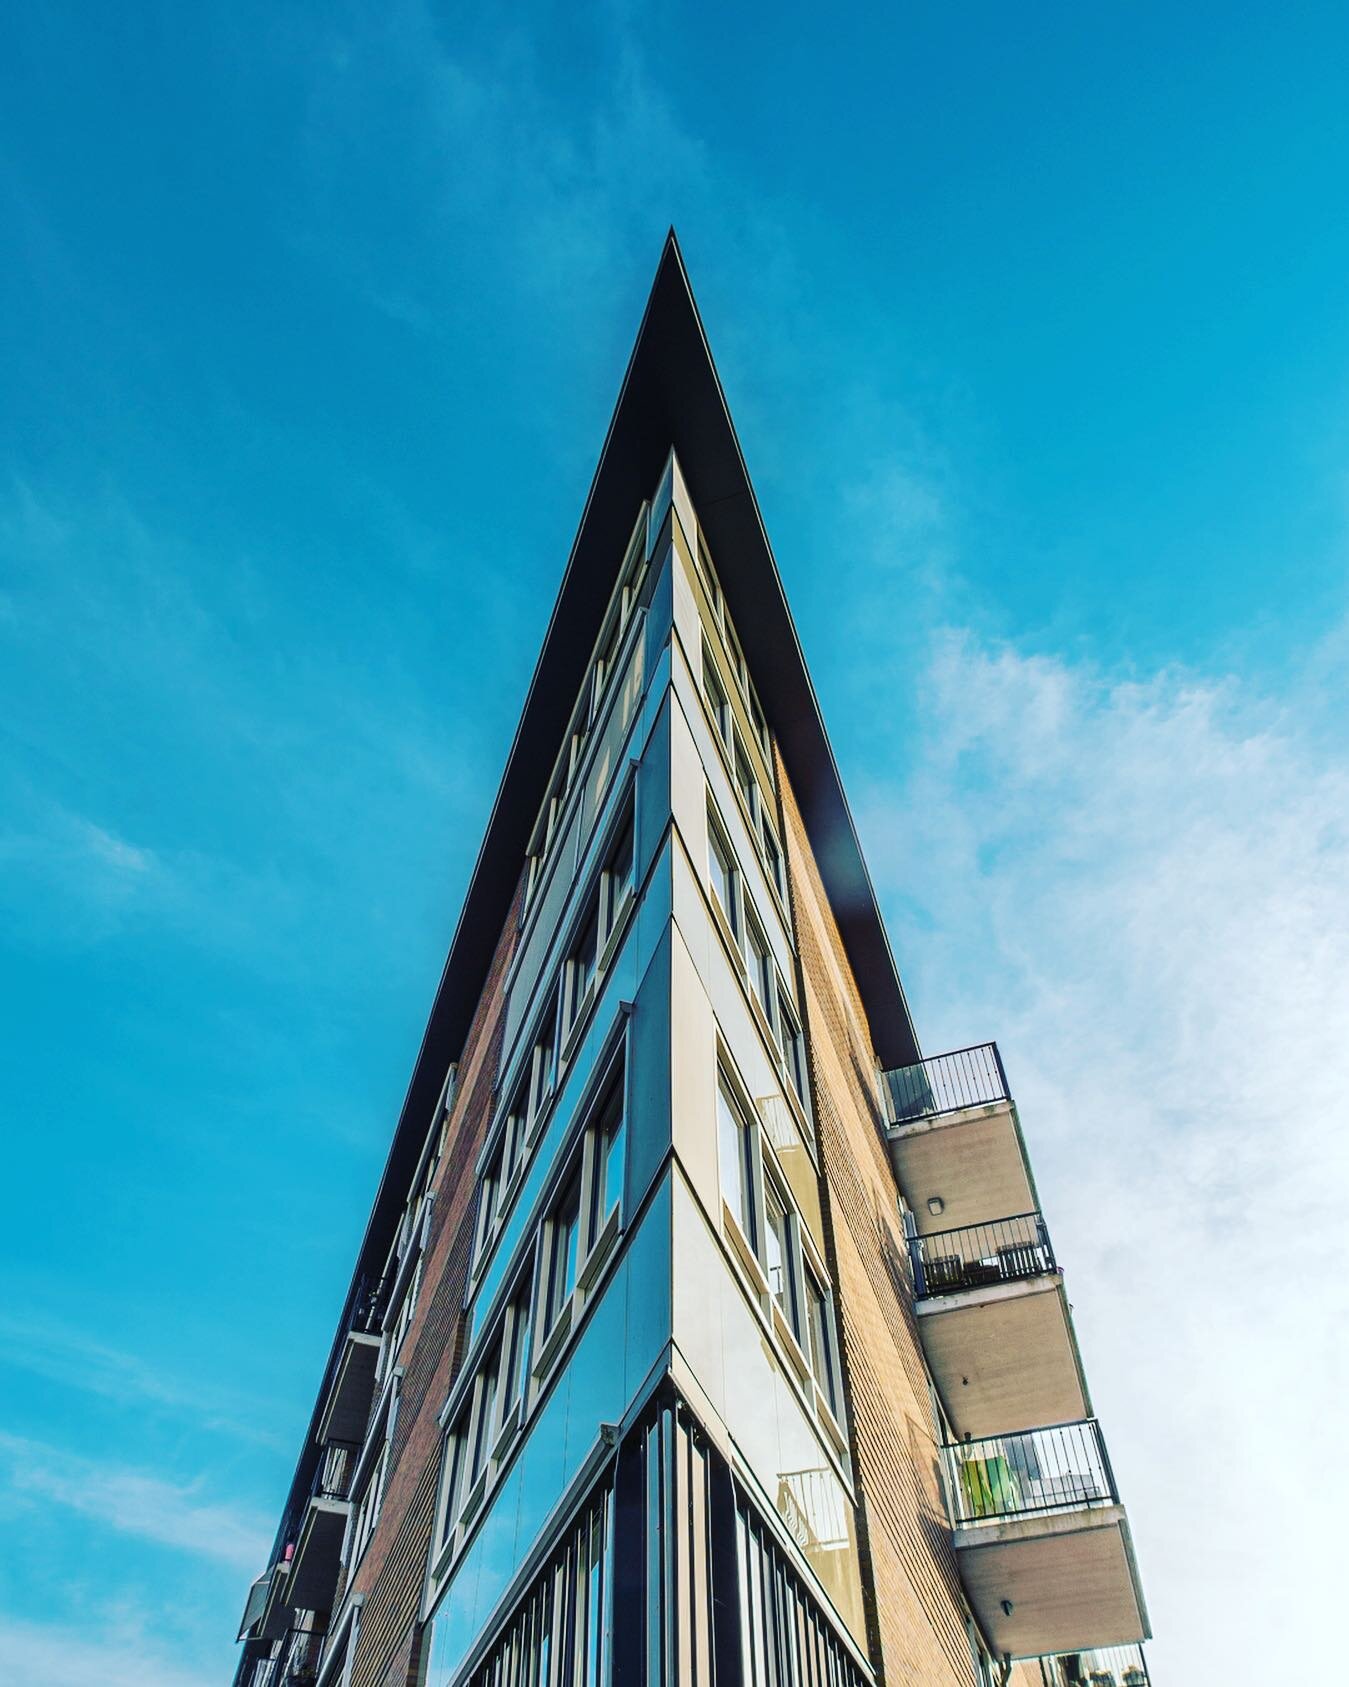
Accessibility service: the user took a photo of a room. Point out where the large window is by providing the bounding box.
[708,810,740,942]
[455,1488,611,1687]
[467,1339,501,1493]
[564,896,601,1043]
[347,1444,386,1568]
[717,1061,840,1440]
[434,1053,629,1581]
[703,640,732,749]
[528,996,559,1125]
[717,1077,758,1249]
[523,503,649,912]
[601,807,635,939]
[763,1176,801,1341]
[775,991,808,1111]
[804,1268,842,1419]
[541,1169,582,1339]
[586,1081,626,1243]
[744,908,773,1025]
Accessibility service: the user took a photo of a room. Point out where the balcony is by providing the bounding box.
[1013,1645,1151,1687]
[944,1421,1149,1659]
[317,1280,384,1447]
[284,1443,357,1616]
[237,1561,291,1646]
[911,1214,1089,1439]
[885,1045,1038,1234]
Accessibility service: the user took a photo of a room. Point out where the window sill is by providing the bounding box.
[597,886,635,977]
[814,1386,849,1460]
[708,892,746,982]
[491,1398,523,1465]
[722,1201,768,1298]
[771,1303,811,1385]
[577,1204,621,1295]
[531,1295,576,1382]
[747,988,778,1056]
[560,984,595,1066]
[458,1468,488,1530]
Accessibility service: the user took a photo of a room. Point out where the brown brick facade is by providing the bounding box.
[776,758,977,1687]
[344,879,525,1687]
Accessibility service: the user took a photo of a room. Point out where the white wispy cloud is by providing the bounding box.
[0,1432,272,1572]
[859,628,1349,1680]
[0,1310,287,1447]
[0,1611,219,1687]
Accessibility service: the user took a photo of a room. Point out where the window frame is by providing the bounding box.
[707,805,742,947]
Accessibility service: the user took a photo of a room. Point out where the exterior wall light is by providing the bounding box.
[927,1196,945,1216]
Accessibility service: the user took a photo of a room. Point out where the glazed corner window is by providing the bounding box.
[592,610,622,717]
[564,897,601,1038]
[437,1422,466,1550]
[542,1170,582,1335]
[473,1152,501,1263]
[744,909,773,1025]
[805,1269,841,1418]
[703,641,731,746]
[708,811,740,940]
[349,1444,386,1565]
[586,1079,627,1242]
[468,1340,501,1489]
[499,1288,531,1419]
[777,991,808,1109]
[717,1077,758,1249]
[763,1176,801,1339]
[749,688,770,762]
[733,733,759,823]
[761,819,784,898]
[529,998,559,1124]
[601,808,635,939]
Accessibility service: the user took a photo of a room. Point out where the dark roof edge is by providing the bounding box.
[252,228,919,1582]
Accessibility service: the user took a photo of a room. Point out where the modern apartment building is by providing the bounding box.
[234,235,1151,1687]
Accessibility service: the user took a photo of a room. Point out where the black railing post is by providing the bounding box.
[991,1041,1010,1102]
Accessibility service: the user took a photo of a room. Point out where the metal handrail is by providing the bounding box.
[310,1440,359,1504]
[885,1043,1009,1123]
[1028,1645,1150,1687]
[943,1419,1118,1524]
[910,1212,1055,1298]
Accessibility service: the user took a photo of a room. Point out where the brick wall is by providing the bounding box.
[776,758,977,1687]
[345,878,525,1687]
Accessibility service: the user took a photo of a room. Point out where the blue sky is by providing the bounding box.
[3,3,1347,1682]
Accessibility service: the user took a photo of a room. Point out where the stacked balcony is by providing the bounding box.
[884,1046,1148,1664]
[1013,1645,1151,1686]
[284,1440,357,1615]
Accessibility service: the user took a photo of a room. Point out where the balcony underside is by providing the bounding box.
[918,1275,1089,1439]
[318,1330,381,1446]
[287,1497,350,1613]
[954,1505,1149,1659]
[254,1558,296,1639]
[888,1102,1035,1234]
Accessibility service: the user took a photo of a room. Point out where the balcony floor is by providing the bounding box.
[888,1102,1037,1234]
[954,1505,1149,1659]
[918,1275,1089,1439]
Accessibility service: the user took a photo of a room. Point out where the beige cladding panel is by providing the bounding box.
[891,1106,1037,1235]
[777,756,980,1687]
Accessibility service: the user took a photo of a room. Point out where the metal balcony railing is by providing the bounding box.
[943,1420,1118,1525]
[910,1213,1056,1298]
[280,1627,321,1686]
[1028,1646,1150,1687]
[885,1043,1009,1124]
[312,1440,359,1504]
